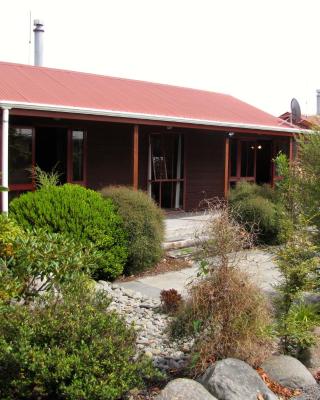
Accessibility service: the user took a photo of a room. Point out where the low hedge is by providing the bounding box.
[9,184,128,279]
[101,186,164,275]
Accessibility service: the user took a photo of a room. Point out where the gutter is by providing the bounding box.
[0,100,307,134]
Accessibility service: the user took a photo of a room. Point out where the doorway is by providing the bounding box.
[148,133,184,209]
[35,127,68,183]
[256,140,272,184]
[229,138,273,187]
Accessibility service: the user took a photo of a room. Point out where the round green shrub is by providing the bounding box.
[233,196,279,244]
[9,184,128,279]
[229,181,278,204]
[101,186,164,275]
[229,181,290,244]
[0,279,160,400]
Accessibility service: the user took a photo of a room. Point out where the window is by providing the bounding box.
[9,127,33,187]
[72,130,85,182]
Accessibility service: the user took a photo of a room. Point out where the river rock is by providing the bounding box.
[156,378,218,400]
[200,358,278,400]
[261,355,317,389]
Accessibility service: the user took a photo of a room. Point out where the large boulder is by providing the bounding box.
[261,355,317,389]
[155,378,218,400]
[199,358,278,400]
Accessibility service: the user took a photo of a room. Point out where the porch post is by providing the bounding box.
[133,124,139,190]
[224,136,230,197]
[147,136,152,196]
[289,136,294,161]
[174,134,182,208]
[1,108,9,213]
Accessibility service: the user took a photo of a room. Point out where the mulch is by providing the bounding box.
[115,256,192,283]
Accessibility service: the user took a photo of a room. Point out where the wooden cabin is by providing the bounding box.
[0,61,300,212]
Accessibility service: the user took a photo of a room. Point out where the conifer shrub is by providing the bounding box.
[9,184,128,279]
[229,181,290,244]
[101,186,164,275]
[0,278,160,400]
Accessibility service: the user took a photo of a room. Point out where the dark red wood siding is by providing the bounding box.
[184,131,226,210]
[138,129,149,191]
[87,123,133,190]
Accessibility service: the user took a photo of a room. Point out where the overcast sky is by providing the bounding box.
[1,0,319,117]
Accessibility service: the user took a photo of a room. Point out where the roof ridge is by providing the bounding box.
[0,60,232,99]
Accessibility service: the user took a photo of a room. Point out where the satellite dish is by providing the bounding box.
[291,98,301,123]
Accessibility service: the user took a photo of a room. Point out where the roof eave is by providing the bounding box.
[0,100,306,134]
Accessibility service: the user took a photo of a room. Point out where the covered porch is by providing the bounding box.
[2,109,293,212]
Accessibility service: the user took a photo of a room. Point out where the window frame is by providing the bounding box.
[67,129,87,186]
[9,125,36,192]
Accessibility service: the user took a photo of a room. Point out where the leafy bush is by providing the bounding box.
[32,165,60,188]
[274,229,320,355]
[0,214,24,258]
[9,184,128,279]
[0,278,160,400]
[277,302,320,357]
[229,181,290,244]
[101,186,164,275]
[0,228,99,301]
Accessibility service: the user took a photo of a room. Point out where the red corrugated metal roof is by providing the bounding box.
[0,61,294,131]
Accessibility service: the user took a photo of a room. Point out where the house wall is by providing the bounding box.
[184,131,226,210]
[86,123,133,190]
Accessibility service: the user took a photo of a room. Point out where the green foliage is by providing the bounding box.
[0,279,160,400]
[275,133,320,235]
[275,153,303,227]
[9,184,128,279]
[0,228,98,301]
[101,186,164,275]
[229,181,278,204]
[229,181,291,244]
[274,229,320,355]
[32,165,60,188]
[0,214,24,258]
[277,302,320,356]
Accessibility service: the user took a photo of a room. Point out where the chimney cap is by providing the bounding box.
[317,89,320,95]
[33,19,44,27]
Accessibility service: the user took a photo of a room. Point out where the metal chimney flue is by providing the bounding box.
[33,19,44,66]
[317,89,320,116]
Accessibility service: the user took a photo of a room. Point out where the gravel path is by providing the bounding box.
[97,280,191,372]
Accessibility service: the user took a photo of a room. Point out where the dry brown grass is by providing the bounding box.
[170,199,273,376]
[171,266,273,375]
